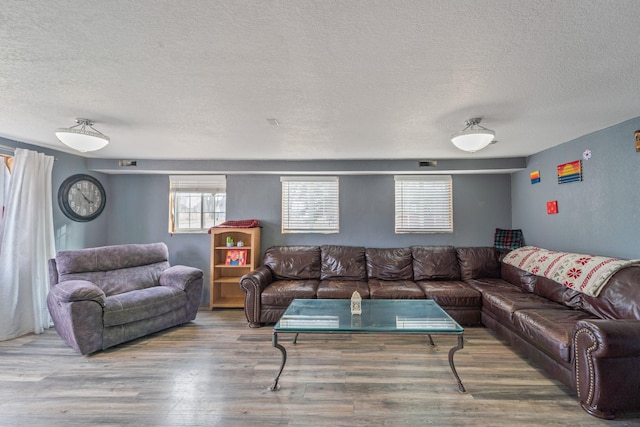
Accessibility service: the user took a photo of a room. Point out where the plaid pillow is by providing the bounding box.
[494,228,524,251]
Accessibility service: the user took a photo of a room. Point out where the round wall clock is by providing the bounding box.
[58,174,106,222]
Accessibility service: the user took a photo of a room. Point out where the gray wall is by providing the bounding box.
[107,173,512,302]
[228,174,511,248]
[511,116,640,259]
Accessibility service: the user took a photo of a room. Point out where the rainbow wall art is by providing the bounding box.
[557,160,582,184]
[530,170,540,184]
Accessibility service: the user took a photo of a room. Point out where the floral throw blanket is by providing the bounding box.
[503,246,640,297]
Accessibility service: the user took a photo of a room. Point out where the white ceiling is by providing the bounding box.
[1,0,640,161]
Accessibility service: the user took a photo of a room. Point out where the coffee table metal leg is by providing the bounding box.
[427,334,435,346]
[448,334,466,393]
[269,331,287,391]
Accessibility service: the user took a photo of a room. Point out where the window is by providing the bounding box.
[169,175,226,233]
[281,176,339,233]
[394,175,453,233]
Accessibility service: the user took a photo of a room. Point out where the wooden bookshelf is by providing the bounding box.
[210,227,260,309]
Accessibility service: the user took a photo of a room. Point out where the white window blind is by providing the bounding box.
[394,175,453,233]
[169,175,226,233]
[281,176,339,234]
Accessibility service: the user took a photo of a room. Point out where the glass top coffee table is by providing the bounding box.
[269,299,466,392]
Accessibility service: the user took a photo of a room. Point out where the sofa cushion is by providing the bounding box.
[501,263,537,293]
[534,275,582,309]
[56,242,169,274]
[456,247,501,280]
[103,286,186,327]
[416,280,481,307]
[481,288,564,324]
[56,243,171,296]
[317,280,369,299]
[581,266,640,320]
[261,280,319,306]
[59,264,170,297]
[494,228,524,251]
[465,277,518,293]
[368,279,424,299]
[263,246,321,280]
[411,246,461,281]
[513,308,598,362]
[320,245,367,281]
[366,248,413,280]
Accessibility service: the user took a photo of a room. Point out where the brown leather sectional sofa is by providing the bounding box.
[239,245,640,419]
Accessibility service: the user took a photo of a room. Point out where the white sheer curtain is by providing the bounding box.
[0,148,56,341]
[0,156,10,229]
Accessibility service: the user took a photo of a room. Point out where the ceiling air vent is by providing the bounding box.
[119,160,137,167]
[418,160,437,167]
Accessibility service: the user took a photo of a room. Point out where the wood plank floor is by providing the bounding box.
[1,309,638,427]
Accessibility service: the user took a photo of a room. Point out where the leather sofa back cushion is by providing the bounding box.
[534,276,582,309]
[366,248,413,280]
[581,266,640,320]
[456,247,500,280]
[501,263,536,293]
[320,245,367,280]
[412,245,460,281]
[263,246,321,280]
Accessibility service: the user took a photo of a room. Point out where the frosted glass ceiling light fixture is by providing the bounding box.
[451,118,495,153]
[55,118,110,152]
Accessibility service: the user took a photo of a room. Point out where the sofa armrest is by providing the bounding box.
[159,265,204,321]
[47,281,105,355]
[239,266,274,327]
[159,265,204,291]
[574,319,640,419]
[49,280,106,306]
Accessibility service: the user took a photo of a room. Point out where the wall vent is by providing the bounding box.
[418,160,437,167]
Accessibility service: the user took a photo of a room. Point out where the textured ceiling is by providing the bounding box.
[1,0,640,160]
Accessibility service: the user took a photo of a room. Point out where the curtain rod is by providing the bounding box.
[0,144,57,160]
[0,144,15,153]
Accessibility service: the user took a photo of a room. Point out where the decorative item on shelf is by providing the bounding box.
[55,118,110,153]
[583,149,592,161]
[350,291,362,315]
[557,160,582,184]
[225,249,247,266]
[237,240,244,247]
[213,219,261,229]
[451,118,496,153]
[226,236,234,247]
[547,200,558,215]
[530,170,540,184]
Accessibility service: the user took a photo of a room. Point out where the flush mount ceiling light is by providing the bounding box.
[451,118,495,153]
[55,118,110,153]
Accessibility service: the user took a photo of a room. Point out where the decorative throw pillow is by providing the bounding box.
[494,228,524,251]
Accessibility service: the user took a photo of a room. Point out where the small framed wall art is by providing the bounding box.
[530,170,540,184]
[557,160,582,184]
[547,200,558,215]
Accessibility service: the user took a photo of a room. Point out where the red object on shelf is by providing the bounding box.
[209,219,260,233]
